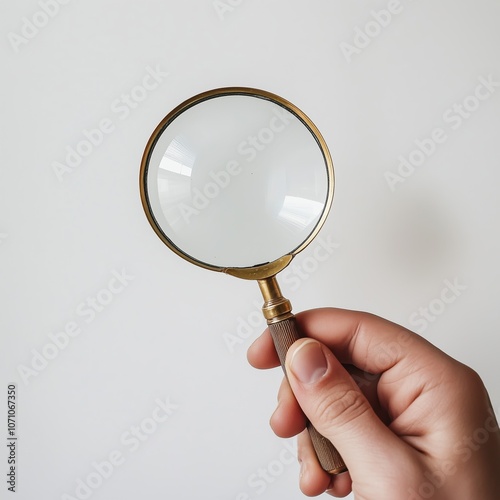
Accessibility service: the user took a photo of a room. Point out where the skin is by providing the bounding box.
[247,308,500,499]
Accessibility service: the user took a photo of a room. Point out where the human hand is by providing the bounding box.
[247,308,500,499]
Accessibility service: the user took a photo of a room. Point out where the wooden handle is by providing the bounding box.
[268,317,347,474]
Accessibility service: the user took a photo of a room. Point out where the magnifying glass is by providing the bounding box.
[139,87,346,475]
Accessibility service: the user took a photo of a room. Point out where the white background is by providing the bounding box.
[1,1,499,499]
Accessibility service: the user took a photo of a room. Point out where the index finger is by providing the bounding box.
[247,307,450,375]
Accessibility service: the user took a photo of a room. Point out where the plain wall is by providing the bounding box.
[1,1,499,499]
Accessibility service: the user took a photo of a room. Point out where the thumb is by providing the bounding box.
[285,338,407,476]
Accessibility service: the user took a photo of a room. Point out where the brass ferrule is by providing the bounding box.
[257,276,293,324]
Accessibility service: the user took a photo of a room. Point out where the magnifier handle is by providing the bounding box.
[268,317,347,475]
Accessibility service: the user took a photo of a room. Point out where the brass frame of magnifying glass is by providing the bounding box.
[139,87,347,475]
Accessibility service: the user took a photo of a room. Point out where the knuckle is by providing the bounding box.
[456,363,487,395]
[314,386,369,430]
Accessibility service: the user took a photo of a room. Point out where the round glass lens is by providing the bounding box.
[144,92,330,269]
